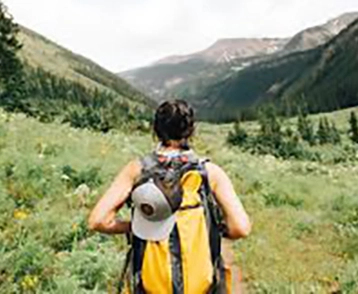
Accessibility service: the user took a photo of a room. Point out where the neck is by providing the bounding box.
[161,140,190,151]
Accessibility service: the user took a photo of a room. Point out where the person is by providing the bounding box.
[88,100,251,294]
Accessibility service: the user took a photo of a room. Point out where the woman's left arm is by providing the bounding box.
[88,160,141,234]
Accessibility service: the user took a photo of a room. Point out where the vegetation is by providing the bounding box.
[1,2,358,293]
[227,121,248,146]
[18,26,150,107]
[21,68,151,132]
[349,111,358,144]
[0,107,358,293]
[317,117,341,145]
[297,111,315,145]
[227,108,353,162]
[187,19,358,122]
[0,2,26,112]
[0,3,152,133]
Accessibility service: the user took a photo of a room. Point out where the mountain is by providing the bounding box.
[18,26,150,107]
[155,38,287,65]
[120,12,358,104]
[193,18,358,121]
[120,38,287,101]
[284,12,358,52]
[7,25,154,132]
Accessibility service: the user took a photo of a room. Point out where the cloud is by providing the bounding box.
[5,0,358,71]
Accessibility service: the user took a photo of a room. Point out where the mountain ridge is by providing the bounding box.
[193,17,358,121]
[120,12,358,104]
[18,25,151,108]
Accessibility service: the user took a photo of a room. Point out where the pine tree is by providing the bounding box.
[330,121,341,145]
[317,117,340,145]
[258,106,283,149]
[0,2,25,110]
[349,111,358,144]
[297,111,315,145]
[317,117,329,145]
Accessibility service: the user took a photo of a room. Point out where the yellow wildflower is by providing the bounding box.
[72,223,79,231]
[21,275,39,290]
[13,209,29,220]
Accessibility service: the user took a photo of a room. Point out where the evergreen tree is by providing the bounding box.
[297,111,315,145]
[330,121,341,145]
[317,117,340,145]
[258,106,283,149]
[317,117,329,145]
[349,111,358,144]
[0,2,25,110]
[227,121,248,146]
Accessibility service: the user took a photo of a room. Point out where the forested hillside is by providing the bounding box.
[0,4,153,133]
[194,19,358,121]
[120,12,358,110]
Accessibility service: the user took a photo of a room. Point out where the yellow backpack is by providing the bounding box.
[120,151,229,294]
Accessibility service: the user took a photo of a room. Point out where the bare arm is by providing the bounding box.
[206,162,251,240]
[88,160,141,234]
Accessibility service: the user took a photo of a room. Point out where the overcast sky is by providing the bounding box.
[5,0,358,72]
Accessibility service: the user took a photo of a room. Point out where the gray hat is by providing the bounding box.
[131,180,178,241]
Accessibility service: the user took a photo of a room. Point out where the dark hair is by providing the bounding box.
[154,100,195,146]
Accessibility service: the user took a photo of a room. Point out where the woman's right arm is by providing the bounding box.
[88,160,141,234]
[206,162,252,240]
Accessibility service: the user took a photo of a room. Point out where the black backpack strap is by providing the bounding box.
[197,160,227,294]
[132,236,147,294]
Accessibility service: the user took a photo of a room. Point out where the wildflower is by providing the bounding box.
[13,209,29,220]
[72,223,79,231]
[21,275,39,290]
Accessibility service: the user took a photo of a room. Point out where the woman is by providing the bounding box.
[89,100,251,294]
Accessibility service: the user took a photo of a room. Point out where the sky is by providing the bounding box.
[5,0,358,72]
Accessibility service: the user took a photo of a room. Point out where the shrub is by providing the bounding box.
[349,111,358,144]
[61,165,103,189]
[297,112,315,145]
[1,240,54,293]
[227,121,248,146]
[262,192,304,209]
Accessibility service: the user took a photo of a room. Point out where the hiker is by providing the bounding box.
[88,100,251,294]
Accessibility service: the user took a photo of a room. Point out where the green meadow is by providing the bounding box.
[0,108,358,293]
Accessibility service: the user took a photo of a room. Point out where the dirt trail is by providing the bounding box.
[222,239,245,293]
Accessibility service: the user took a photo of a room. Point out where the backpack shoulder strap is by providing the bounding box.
[140,152,159,174]
[197,160,228,294]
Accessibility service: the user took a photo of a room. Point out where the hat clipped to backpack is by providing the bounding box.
[131,175,183,241]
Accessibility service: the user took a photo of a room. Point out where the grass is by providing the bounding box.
[0,107,358,293]
[17,26,149,108]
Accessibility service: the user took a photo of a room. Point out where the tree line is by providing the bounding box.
[228,107,358,161]
[0,2,151,133]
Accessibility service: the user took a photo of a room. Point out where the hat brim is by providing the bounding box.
[132,208,176,241]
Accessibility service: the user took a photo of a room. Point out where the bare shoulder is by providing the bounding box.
[117,158,142,181]
[205,161,227,177]
[204,161,229,191]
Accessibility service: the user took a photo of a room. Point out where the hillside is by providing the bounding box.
[18,26,149,107]
[1,25,155,132]
[156,38,287,65]
[284,12,358,53]
[120,12,358,103]
[192,18,358,121]
[120,39,287,101]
